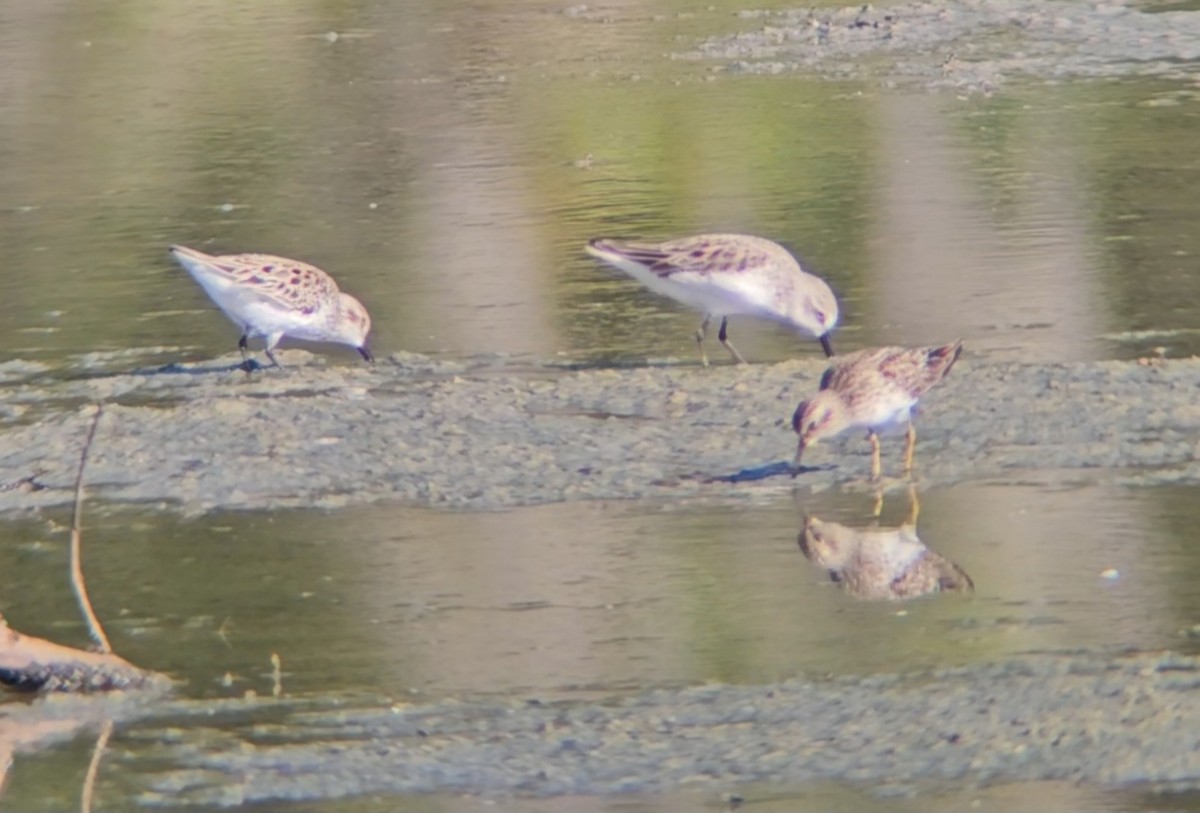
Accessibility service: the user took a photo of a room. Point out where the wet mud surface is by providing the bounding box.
[682,0,1200,94]
[0,350,1197,517]
[9,650,1195,806]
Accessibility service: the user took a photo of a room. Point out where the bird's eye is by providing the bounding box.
[807,421,817,432]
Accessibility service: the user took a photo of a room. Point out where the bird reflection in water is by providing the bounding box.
[798,486,974,601]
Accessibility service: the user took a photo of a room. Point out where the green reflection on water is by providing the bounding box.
[6,482,1200,704]
[3,2,1199,369]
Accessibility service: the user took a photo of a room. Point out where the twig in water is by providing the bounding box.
[70,405,112,655]
[0,404,165,693]
[80,719,114,813]
[215,616,234,648]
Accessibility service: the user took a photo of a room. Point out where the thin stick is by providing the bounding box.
[80,718,114,813]
[70,405,112,655]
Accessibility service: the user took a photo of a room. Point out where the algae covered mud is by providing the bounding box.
[11,651,1194,808]
[0,350,1198,516]
[683,0,1200,94]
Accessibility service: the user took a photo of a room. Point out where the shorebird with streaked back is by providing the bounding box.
[585,234,839,366]
[170,245,373,369]
[792,341,963,480]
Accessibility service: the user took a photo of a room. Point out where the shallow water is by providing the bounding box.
[5,483,1200,703]
[1,2,1199,373]
[5,482,1200,809]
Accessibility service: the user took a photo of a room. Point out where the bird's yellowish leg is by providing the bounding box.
[905,482,920,526]
[718,317,748,365]
[868,430,882,481]
[903,422,917,475]
[695,315,712,368]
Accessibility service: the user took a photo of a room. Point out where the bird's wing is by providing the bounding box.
[877,343,963,396]
[592,235,775,279]
[652,235,775,280]
[818,347,886,392]
[177,248,339,314]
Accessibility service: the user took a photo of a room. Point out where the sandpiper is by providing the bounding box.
[170,245,373,368]
[792,341,962,479]
[585,234,838,366]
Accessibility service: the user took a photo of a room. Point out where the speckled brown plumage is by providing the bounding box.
[793,341,963,478]
[175,250,341,315]
[170,245,373,368]
[585,234,839,365]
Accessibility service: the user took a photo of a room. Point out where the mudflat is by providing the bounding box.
[0,351,1196,516]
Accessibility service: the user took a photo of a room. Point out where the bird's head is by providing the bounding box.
[792,390,848,466]
[335,293,373,362]
[791,282,839,357]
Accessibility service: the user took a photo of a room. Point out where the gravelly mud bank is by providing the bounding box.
[95,650,1200,804]
[680,0,1200,93]
[0,351,1197,516]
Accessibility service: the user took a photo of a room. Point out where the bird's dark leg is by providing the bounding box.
[695,315,712,368]
[237,334,257,373]
[718,317,747,365]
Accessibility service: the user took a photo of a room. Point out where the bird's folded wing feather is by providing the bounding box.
[204,254,338,314]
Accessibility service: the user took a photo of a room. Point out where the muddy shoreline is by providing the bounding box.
[22,649,1193,806]
[681,0,1200,94]
[0,350,1196,517]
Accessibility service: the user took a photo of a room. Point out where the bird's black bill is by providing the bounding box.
[358,346,374,363]
[819,333,835,358]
